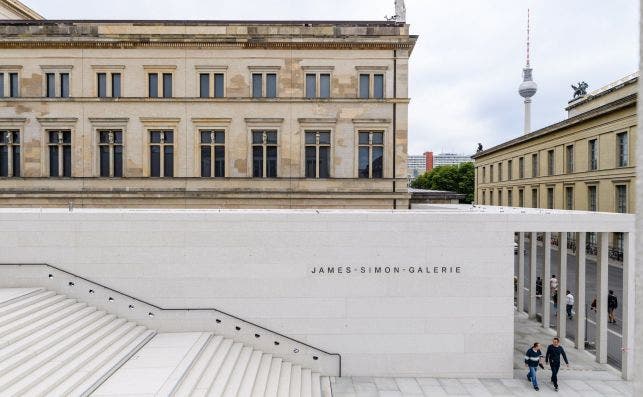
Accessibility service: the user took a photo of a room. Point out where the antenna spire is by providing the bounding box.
[526,9,530,67]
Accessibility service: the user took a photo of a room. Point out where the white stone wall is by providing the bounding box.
[2,208,631,377]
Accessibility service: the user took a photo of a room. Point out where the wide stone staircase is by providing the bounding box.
[0,288,332,397]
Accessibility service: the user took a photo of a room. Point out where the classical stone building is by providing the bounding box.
[0,0,416,209]
[473,73,637,215]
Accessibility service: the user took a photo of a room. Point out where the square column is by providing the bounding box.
[529,232,538,319]
[575,232,586,350]
[596,232,609,364]
[517,232,525,313]
[543,232,551,328]
[622,232,634,380]
[558,232,567,338]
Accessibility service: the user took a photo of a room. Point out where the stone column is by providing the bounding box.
[622,232,635,380]
[517,232,525,313]
[596,232,609,364]
[575,232,586,350]
[543,232,551,328]
[558,232,567,338]
[529,232,538,318]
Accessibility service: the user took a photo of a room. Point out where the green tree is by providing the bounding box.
[411,162,475,203]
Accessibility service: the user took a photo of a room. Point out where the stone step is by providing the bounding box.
[221,345,254,397]
[235,350,263,397]
[249,353,273,397]
[0,290,56,318]
[301,368,312,397]
[173,335,223,396]
[277,361,293,397]
[311,372,321,397]
[263,357,284,397]
[0,292,64,326]
[0,288,44,309]
[321,377,332,397]
[206,341,244,396]
[193,338,234,395]
[0,300,84,342]
[289,365,302,397]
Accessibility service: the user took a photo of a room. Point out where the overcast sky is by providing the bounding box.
[28,0,638,156]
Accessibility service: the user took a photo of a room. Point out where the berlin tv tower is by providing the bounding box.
[518,9,537,134]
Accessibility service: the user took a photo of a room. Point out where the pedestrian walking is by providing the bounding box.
[549,275,558,296]
[536,277,543,297]
[525,342,543,391]
[565,290,574,320]
[608,290,618,324]
[552,290,558,317]
[590,296,597,312]
[545,337,569,392]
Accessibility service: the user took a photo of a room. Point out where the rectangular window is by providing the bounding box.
[588,185,597,211]
[565,186,573,210]
[305,74,316,99]
[252,130,278,178]
[519,157,524,179]
[46,73,55,98]
[320,74,330,98]
[616,132,628,167]
[358,131,384,179]
[48,130,72,177]
[547,150,554,176]
[199,73,209,98]
[148,73,158,98]
[498,189,503,206]
[518,189,524,207]
[498,162,503,182]
[565,145,574,173]
[489,190,494,205]
[508,159,513,180]
[97,73,107,98]
[200,130,225,178]
[588,139,598,171]
[373,74,384,99]
[214,73,224,98]
[98,130,123,177]
[9,73,18,97]
[531,188,538,208]
[615,185,627,213]
[60,73,70,98]
[0,130,20,177]
[507,189,513,207]
[0,73,3,97]
[489,165,494,182]
[162,73,172,98]
[481,191,486,205]
[304,131,331,178]
[149,130,173,177]
[266,74,277,98]
[547,187,554,209]
[531,153,538,177]
[359,74,370,99]
[482,167,486,182]
[252,74,262,98]
[112,73,121,98]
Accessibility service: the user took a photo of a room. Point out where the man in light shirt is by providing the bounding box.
[565,290,574,320]
[550,275,558,296]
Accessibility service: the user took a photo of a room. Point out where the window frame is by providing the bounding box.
[0,67,22,98]
[565,144,574,174]
[531,153,539,178]
[89,118,128,178]
[92,66,125,98]
[616,131,628,168]
[303,130,332,178]
[40,65,73,98]
[507,159,513,180]
[0,129,21,177]
[615,184,628,213]
[302,67,334,99]
[143,66,177,99]
[355,66,388,99]
[547,149,555,176]
[251,129,279,178]
[195,66,228,99]
[148,129,175,178]
[587,184,598,212]
[588,138,599,171]
[546,186,554,209]
[248,66,280,99]
[46,130,73,178]
[356,130,385,179]
[565,185,574,210]
[97,129,124,178]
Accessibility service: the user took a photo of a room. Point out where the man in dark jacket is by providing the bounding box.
[525,342,543,390]
[545,337,569,391]
[608,290,618,324]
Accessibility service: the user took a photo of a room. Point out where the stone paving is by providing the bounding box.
[329,310,633,396]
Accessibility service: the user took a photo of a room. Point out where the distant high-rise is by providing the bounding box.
[518,9,537,134]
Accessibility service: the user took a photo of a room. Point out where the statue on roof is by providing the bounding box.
[571,81,588,98]
[477,143,483,153]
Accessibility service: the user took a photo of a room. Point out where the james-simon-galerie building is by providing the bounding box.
[0,1,636,395]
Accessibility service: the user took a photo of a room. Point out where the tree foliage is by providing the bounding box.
[411,162,475,203]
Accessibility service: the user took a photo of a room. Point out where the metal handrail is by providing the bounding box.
[2,263,342,376]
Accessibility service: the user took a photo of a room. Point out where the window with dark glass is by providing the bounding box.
[617,132,628,167]
[482,166,486,182]
[518,156,524,179]
[214,74,224,98]
[252,74,262,98]
[498,189,503,206]
[9,73,18,98]
[565,145,574,173]
[305,74,316,99]
[148,73,159,98]
[547,150,554,176]
[305,73,331,99]
[200,130,225,178]
[97,73,107,98]
[98,130,123,178]
[358,131,384,179]
[0,130,20,177]
[0,73,3,98]
[507,159,513,180]
[359,74,369,99]
[588,139,598,171]
[359,73,384,99]
[60,73,70,98]
[588,185,597,211]
[48,130,72,177]
[252,130,278,178]
[518,189,524,207]
[565,186,573,210]
[531,153,538,177]
[149,130,173,177]
[531,188,538,208]
[266,74,277,98]
[373,74,384,99]
[199,73,225,98]
[546,187,554,209]
[46,73,55,98]
[320,74,330,98]
[489,164,494,182]
[616,185,627,213]
[507,189,513,207]
[162,73,172,98]
[252,73,277,98]
[199,74,210,98]
[305,131,330,178]
[112,73,121,98]
[498,162,503,181]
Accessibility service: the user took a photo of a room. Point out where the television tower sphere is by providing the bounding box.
[519,68,538,98]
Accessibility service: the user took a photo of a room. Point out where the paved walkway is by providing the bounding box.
[329,311,633,396]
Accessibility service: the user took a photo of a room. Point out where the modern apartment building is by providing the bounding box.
[407,154,426,179]
[424,151,471,172]
[0,1,416,209]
